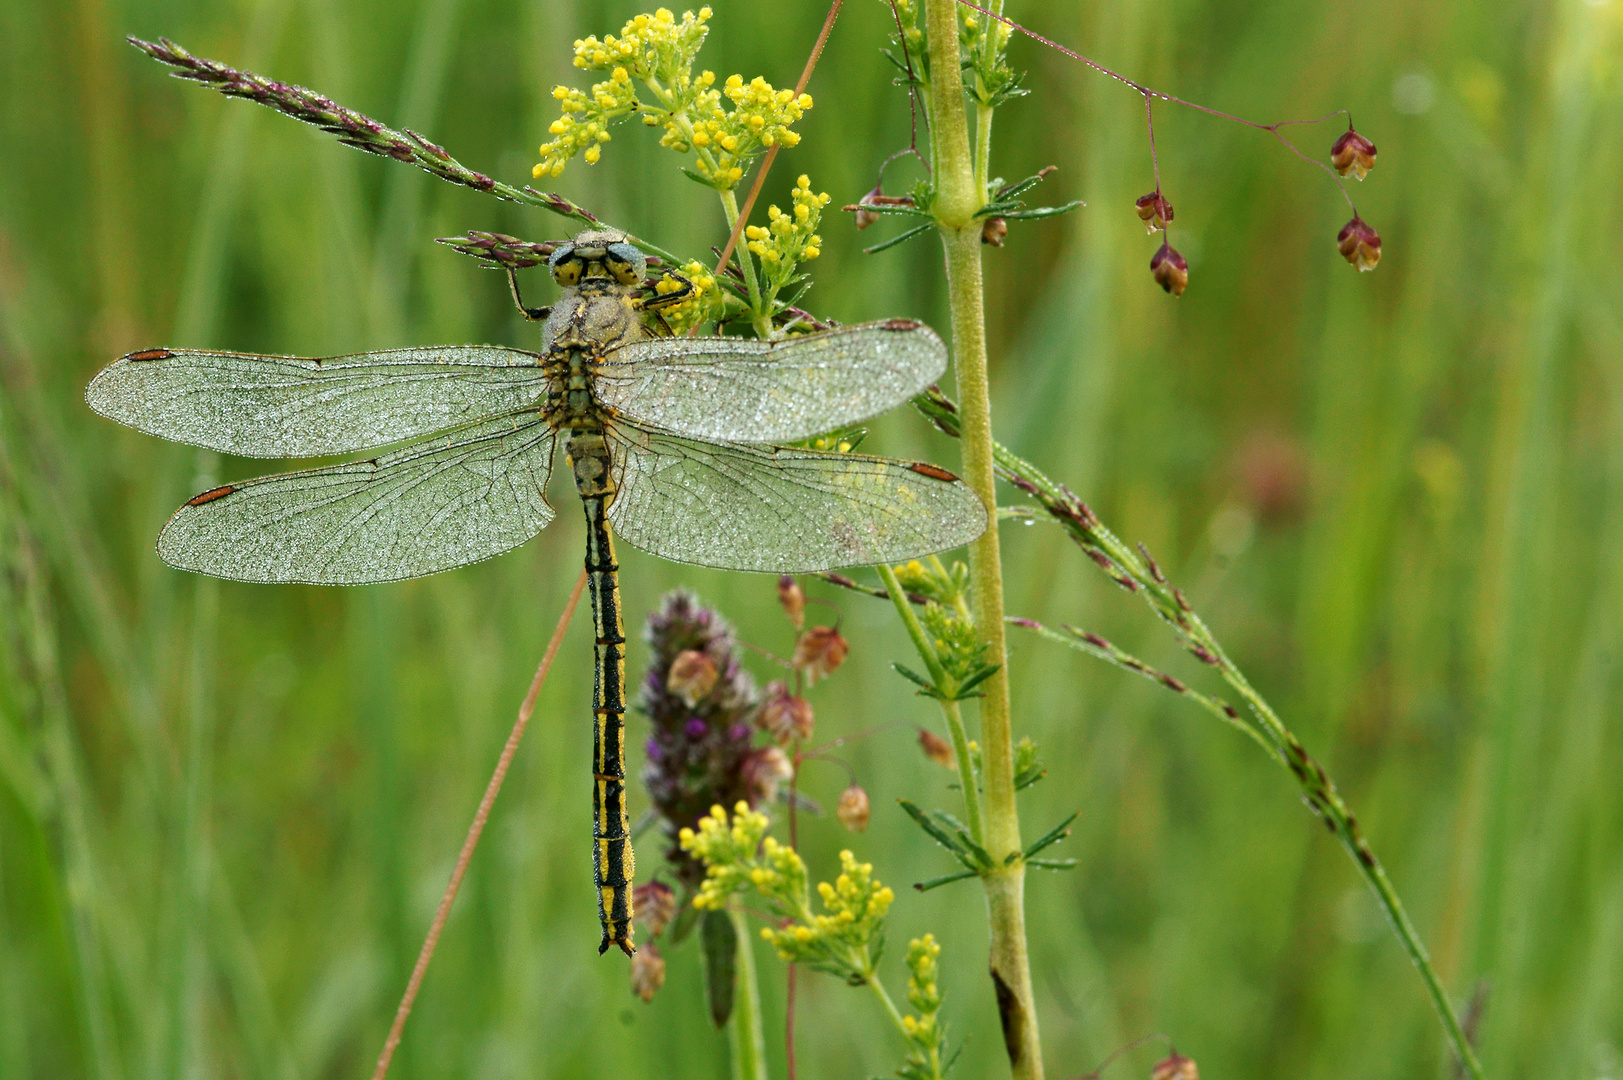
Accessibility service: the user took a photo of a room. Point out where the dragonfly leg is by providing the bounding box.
[506,266,552,322]
[636,269,695,312]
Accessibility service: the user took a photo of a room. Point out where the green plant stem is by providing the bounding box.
[971,0,1003,198]
[876,564,985,845]
[863,972,943,1080]
[865,970,909,1036]
[922,3,1040,1078]
[914,389,1486,1080]
[717,188,771,337]
[728,901,769,1080]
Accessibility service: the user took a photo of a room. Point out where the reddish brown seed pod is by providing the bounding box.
[633,881,677,938]
[836,784,871,832]
[777,574,806,630]
[1337,215,1382,271]
[791,625,848,682]
[1134,191,1174,233]
[1330,127,1378,180]
[666,649,719,707]
[918,728,956,769]
[1150,241,1189,296]
[742,745,794,804]
[630,943,666,1002]
[757,681,815,742]
[981,216,1008,246]
[853,183,883,229]
[1150,1052,1199,1080]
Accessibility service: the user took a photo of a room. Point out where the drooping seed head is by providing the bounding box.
[1150,241,1189,296]
[667,649,720,707]
[1336,215,1382,271]
[918,728,956,769]
[1134,191,1175,233]
[633,881,678,938]
[630,943,667,1002]
[757,681,814,742]
[792,625,848,683]
[837,784,871,832]
[1330,128,1378,180]
[777,575,806,629]
[1151,1052,1199,1080]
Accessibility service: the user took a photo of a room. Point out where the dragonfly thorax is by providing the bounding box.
[542,279,651,357]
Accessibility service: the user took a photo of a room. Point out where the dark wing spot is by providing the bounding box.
[881,318,922,331]
[126,348,173,362]
[185,485,236,506]
[908,462,959,482]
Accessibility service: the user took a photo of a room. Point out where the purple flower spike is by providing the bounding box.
[638,590,762,885]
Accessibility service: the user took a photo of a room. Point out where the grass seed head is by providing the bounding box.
[1331,127,1378,180]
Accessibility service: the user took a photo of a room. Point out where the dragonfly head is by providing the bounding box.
[550,229,646,288]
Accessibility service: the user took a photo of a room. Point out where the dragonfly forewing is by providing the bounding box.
[593,320,947,444]
[604,418,987,573]
[158,411,557,584]
[86,345,547,457]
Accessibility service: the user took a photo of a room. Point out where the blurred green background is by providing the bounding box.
[3,0,1621,1078]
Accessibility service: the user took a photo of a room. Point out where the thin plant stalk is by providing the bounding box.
[728,902,769,1080]
[970,0,1004,199]
[922,2,1042,1077]
[865,970,944,1080]
[875,564,984,844]
[717,188,770,338]
[370,568,587,1080]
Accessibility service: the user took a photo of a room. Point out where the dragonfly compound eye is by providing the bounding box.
[605,242,647,286]
[549,249,584,287]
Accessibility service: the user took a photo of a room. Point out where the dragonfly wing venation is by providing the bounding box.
[594,320,947,444]
[605,420,987,573]
[158,412,557,584]
[86,345,547,457]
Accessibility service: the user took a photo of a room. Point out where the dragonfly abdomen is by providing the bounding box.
[573,430,635,956]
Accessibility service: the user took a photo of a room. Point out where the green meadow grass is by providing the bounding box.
[2,1,1620,1078]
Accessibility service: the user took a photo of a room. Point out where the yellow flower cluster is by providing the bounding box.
[534,68,638,177]
[903,934,943,1043]
[681,76,813,189]
[760,850,895,965]
[534,8,713,179]
[654,260,725,335]
[680,804,899,983]
[532,7,813,191]
[572,7,712,80]
[680,801,772,910]
[744,175,828,297]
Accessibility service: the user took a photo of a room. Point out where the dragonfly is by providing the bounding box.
[85,228,987,956]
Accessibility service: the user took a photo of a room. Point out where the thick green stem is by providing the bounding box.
[922,3,1041,1078]
[727,902,769,1080]
[876,564,985,845]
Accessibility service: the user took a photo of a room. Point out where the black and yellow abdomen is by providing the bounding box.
[569,426,635,955]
